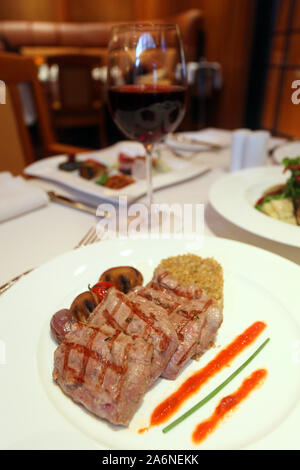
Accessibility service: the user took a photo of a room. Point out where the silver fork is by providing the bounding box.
[0,225,99,296]
[74,226,98,249]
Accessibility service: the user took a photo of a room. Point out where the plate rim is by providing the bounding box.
[273,140,300,164]
[209,166,300,248]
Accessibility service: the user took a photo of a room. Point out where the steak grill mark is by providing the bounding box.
[115,292,170,350]
[62,323,126,395]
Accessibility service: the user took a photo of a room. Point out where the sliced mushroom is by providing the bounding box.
[70,291,99,322]
[99,266,143,294]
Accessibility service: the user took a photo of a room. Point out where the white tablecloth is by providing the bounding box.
[1,150,299,287]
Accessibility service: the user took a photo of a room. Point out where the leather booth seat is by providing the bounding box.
[0,9,203,62]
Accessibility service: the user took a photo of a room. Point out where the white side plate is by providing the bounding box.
[210,166,300,247]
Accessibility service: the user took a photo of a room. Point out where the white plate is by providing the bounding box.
[1,236,300,450]
[210,166,300,248]
[273,140,300,165]
[165,129,286,154]
[165,129,231,152]
[24,141,209,204]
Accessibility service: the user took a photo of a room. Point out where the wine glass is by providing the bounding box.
[107,23,187,210]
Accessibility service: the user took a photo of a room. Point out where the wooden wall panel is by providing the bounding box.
[292,0,300,29]
[277,69,300,136]
[274,0,292,31]
[287,33,300,65]
[134,0,256,128]
[261,0,300,138]
[261,68,281,129]
[270,33,285,65]
[0,0,56,21]
[197,0,256,128]
[67,0,135,22]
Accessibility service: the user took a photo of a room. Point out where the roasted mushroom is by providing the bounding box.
[99,266,143,293]
[70,290,99,322]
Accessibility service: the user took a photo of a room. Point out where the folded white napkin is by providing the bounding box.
[243,130,270,168]
[230,129,251,171]
[0,172,49,223]
[230,130,271,172]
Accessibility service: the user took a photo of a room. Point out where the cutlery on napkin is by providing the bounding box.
[0,172,49,223]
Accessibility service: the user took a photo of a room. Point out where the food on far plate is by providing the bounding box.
[118,152,171,179]
[105,174,135,189]
[99,266,143,293]
[79,159,107,180]
[131,156,147,179]
[57,150,171,189]
[255,157,300,225]
[51,255,223,426]
[118,152,140,175]
[58,154,82,172]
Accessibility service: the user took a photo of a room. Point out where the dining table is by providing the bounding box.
[1,132,299,290]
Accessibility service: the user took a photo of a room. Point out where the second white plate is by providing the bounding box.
[209,166,300,247]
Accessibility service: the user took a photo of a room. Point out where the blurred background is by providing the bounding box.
[0,0,299,174]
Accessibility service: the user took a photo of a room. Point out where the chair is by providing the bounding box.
[45,54,107,146]
[0,53,89,174]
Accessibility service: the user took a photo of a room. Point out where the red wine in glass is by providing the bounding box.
[107,24,187,210]
[108,84,186,145]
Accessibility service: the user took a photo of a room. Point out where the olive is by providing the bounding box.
[99,266,143,294]
[70,291,99,322]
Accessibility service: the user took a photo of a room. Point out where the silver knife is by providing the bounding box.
[47,191,109,217]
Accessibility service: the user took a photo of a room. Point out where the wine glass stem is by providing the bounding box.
[145,144,153,210]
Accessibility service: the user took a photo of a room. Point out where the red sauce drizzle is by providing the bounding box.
[138,427,149,434]
[150,321,266,426]
[192,368,267,444]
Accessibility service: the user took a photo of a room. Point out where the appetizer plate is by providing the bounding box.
[210,166,300,248]
[1,237,300,450]
[24,141,209,204]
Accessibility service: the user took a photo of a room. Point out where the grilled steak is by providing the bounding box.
[52,266,223,426]
[53,321,153,426]
[134,269,223,379]
[88,287,178,383]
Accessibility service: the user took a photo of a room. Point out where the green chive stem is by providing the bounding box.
[162,337,270,434]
